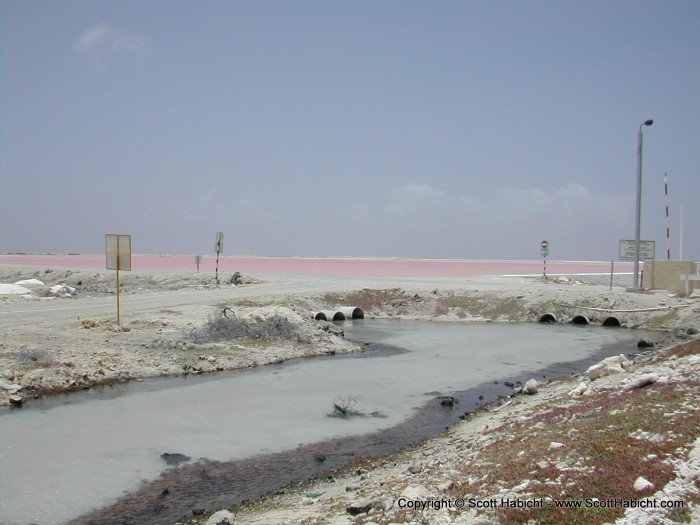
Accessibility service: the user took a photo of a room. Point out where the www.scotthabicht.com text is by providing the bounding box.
[396,497,686,511]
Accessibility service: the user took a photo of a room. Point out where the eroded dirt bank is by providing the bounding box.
[2,266,698,408]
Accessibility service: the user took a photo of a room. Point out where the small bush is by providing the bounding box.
[189,314,298,344]
[17,349,56,366]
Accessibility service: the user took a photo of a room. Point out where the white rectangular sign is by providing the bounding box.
[619,239,655,261]
[105,234,132,271]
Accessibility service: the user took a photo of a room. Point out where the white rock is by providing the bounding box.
[14,278,45,285]
[49,284,76,297]
[522,378,539,395]
[437,480,454,493]
[568,382,588,397]
[204,509,235,525]
[511,480,531,492]
[0,381,22,393]
[371,496,393,511]
[548,442,564,451]
[401,485,430,499]
[586,354,632,380]
[0,283,32,295]
[633,476,654,492]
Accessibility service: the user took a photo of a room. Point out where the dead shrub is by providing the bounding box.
[189,314,299,344]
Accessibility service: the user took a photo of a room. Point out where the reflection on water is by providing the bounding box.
[0,320,643,525]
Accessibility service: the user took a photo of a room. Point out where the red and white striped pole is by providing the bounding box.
[664,172,671,260]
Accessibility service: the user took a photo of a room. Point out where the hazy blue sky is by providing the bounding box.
[1,1,698,261]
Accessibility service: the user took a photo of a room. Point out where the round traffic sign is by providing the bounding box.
[541,240,549,248]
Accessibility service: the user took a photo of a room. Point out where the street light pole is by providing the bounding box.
[633,119,654,290]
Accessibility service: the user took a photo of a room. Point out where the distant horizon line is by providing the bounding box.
[0,252,631,264]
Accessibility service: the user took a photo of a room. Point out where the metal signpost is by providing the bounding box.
[541,240,549,279]
[215,231,224,285]
[105,234,132,326]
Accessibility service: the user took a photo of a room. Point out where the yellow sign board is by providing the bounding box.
[105,234,132,326]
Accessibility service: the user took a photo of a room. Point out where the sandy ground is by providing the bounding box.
[1,264,699,524]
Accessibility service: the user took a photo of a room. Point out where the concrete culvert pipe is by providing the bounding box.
[337,306,364,319]
[539,313,557,323]
[315,310,346,321]
[602,317,621,327]
[571,315,590,325]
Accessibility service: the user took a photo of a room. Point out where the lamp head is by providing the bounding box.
[644,119,654,126]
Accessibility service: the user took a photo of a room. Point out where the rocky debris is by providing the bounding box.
[633,476,655,492]
[0,283,32,295]
[439,395,456,407]
[160,452,191,466]
[623,373,660,391]
[401,485,430,499]
[8,394,24,406]
[637,337,656,348]
[48,284,77,297]
[346,496,392,515]
[586,353,632,380]
[20,368,76,390]
[14,278,45,286]
[0,380,21,393]
[522,378,539,395]
[203,510,236,525]
[568,381,589,397]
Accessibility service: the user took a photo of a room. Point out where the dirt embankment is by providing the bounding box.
[1,267,698,407]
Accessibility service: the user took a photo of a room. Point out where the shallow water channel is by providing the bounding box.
[0,320,648,525]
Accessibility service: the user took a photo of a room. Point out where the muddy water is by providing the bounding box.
[0,320,648,525]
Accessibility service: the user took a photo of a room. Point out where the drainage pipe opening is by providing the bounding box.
[571,315,590,325]
[314,311,346,322]
[337,306,365,319]
[602,317,621,327]
[539,313,557,323]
